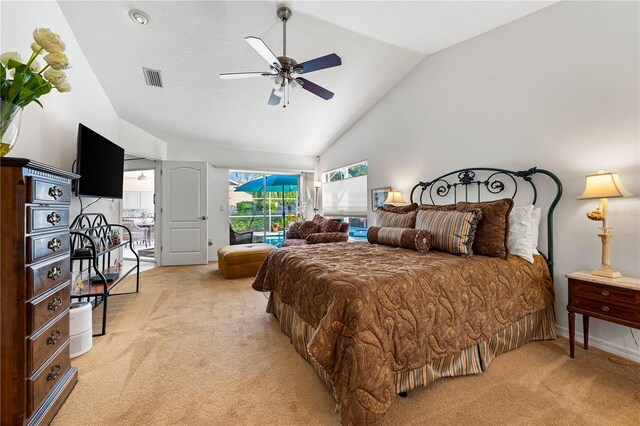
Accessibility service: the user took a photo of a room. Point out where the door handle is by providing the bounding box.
[200,216,208,220]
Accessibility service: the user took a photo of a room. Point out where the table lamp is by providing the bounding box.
[384,190,406,206]
[578,171,634,278]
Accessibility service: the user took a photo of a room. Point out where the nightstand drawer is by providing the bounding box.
[572,296,640,323]
[570,279,640,306]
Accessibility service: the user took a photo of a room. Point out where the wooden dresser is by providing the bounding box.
[566,270,640,358]
[1,158,78,425]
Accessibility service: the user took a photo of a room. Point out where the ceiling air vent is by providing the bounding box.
[143,68,163,88]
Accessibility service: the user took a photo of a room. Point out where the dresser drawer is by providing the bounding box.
[29,284,70,334]
[27,255,70,299]
[27,207,70,233]
[570,279,640,306]
[28,311,70,376]
[27,176,71,204]
[27,231,70,264]
[28,341,71,417]
[572,296,640,323]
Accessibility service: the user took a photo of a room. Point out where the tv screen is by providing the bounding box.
[75,124,124,199]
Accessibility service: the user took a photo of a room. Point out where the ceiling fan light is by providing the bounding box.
[274,85,285,98]
[271,75,284,89]
[290,79,302,94]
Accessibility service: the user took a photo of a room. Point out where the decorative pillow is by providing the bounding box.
[321,218,343,233]
[381,203,418,213]
[530,207,542,255]
[367,226,431,252]
[297,221,318,239]
[307,232,349,244]
[374,210,417,228]
[456,198,513,259]
[312,214,327,229]
[507,205,534,263]
[287,222,302,239]
[418,203,456,211]
[415,209,482,255]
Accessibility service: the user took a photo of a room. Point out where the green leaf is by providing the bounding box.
[0,64,5,80]
[6,59,25,71]
[33,99,43,108]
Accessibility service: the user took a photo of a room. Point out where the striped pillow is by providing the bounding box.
[367,226,431,252]
[374,210,416,228]
[415,209,482,255]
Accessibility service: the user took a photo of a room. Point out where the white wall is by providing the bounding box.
[167,141,316,173]
[1,0,167,224]
[319,1,640,360]
[208,165,230,260]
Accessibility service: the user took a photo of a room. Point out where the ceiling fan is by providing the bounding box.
[219,6,342,108]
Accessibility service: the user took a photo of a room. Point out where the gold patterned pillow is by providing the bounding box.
[415,209,482,255]
[374,209,416,228]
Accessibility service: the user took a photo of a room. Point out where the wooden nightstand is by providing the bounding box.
[566,271,640,358]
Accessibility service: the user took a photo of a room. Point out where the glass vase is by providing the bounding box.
[0,100,23,157]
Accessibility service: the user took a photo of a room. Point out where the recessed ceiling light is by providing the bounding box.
[129,9,149,25]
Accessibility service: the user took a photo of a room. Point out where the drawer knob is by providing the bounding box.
[602,306,610,312]
[47,212,61,225]
[46,329,62,345]
[47,296,62,312]
[47,238,61,252]
[47,266,62,280]
[601,290,610,297]
[47,364,61,382]
[48,185,64,200]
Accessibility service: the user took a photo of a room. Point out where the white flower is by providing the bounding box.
[44,52,69,70]
[55,82,72,93]
[29,60,41,73]
[44,68,66,85]
[1,51,23,67]
[31,42,44,54]
[33,28,66,53]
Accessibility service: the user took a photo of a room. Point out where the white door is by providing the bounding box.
[160,161,208,265]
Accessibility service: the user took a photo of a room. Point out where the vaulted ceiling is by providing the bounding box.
[60,1,555,156]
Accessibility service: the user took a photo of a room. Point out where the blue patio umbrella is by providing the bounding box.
[234,175,298,193]
[235,175,299,237]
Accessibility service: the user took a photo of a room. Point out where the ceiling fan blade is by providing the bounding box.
[219,72,273,79]
[297,53,341,74]
[267,89,281,106]
[245,36,282,69]
[296,78,334,100]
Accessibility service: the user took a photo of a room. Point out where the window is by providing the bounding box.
[323,160,368,182]
[322,161,368,240]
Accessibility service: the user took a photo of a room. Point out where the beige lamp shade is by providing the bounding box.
[578,172,634,200]
[384,190,406,204]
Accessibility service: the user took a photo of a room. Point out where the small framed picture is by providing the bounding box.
[371,187,391,211]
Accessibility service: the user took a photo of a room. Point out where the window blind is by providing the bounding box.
[322,175,367,217]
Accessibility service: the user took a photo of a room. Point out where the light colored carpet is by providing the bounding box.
[54,264,640,425]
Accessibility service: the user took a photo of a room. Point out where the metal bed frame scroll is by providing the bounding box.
[410,167,563,276]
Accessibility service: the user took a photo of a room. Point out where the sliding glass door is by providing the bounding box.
[229,171,299,247]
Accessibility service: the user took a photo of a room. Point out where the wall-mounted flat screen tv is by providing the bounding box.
[75,123,124,199]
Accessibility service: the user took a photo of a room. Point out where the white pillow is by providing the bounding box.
[530,207,542,255]
[508,205,534,263]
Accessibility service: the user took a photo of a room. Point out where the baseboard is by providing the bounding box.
[556,325,640,363]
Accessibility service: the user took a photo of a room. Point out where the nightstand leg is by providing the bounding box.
[583,315,589,350]
[569,312,575,358]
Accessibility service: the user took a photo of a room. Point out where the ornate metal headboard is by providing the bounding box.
[410,167,563,275]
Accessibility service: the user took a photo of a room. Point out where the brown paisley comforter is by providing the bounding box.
[252,241,554,425]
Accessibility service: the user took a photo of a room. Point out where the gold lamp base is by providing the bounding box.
[592,266,622,279]
[592,229,622,279]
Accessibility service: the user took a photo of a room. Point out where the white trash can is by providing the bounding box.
[69,302,92,358]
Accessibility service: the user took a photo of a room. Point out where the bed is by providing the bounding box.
[252,167,563,425]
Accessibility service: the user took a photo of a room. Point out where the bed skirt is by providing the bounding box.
[267,291,556,396]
